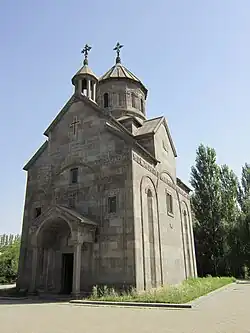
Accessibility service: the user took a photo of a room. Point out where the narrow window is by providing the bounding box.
[108,196,117,213]
[140,98,144,113]
[70,168,78,184]
[82,79,87,95]
[104,93,109,108]
[118,93,123,106]
[166,192,173,215]
[131,93,136,108]
[34,207,41,218]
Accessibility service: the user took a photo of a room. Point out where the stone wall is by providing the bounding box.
[18,99,136,291]
[132,118,195,290]
[96,80,146,120]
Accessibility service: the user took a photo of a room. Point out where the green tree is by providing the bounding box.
[238,163,250,213]
[0,236,20,284]
[234,164,250,277]
[220,164,239,225]
[218,165,239,275]
[191,144,223,276]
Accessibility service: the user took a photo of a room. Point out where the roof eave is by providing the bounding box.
[162,118,177,157]
[43,95,78,137]
[177,177,192,194]
[23,141,48,171]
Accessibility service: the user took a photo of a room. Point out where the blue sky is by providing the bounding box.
[0,0,249,234]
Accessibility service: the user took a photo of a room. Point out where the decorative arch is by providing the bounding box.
[31,208,75,248]
[147,187,156,287]
[29,209,74,294]
[140,176,163,289]
[159,171,175,184]
[55,161,94,178]
[181,201,194,277]
[28,205,97,295]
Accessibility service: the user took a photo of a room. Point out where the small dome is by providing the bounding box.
[99,63,147,96]
[72,64,98,85]
[75,65,98,79]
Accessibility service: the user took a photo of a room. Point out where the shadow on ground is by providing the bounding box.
[0,285,74,305]
[0,297,73,305]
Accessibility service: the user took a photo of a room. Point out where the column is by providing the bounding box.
[87,79,91,99]
[43,248,48,290]
[29,246,38,293]
[72,242,82,297]
[93,82,96,101]
[78,80,82,95]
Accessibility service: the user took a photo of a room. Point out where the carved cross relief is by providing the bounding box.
[70,116,81,136]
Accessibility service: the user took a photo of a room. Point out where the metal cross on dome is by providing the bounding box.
[113,42,123,64]
[81,44,92,66]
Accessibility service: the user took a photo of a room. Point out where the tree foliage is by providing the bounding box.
[0,234,20,284]
[191,144,225,275]
[191,144,249,278]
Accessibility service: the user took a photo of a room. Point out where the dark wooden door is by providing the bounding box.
[61,253,74,294]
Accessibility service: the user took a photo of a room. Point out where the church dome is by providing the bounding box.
[97,42,147,120]
[99,62,147,96]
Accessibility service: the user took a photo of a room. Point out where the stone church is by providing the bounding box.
[17,43,197,296]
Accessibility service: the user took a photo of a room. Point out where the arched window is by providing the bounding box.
[70,168,78,184]
[131,93,136,108]
[147,189,156,287]
[82,79,87,96]
[104,93,109,108]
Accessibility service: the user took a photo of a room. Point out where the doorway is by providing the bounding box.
[61,253,74,294]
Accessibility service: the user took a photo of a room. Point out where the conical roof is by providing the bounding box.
[100,62,140,81]
[72,64,98,85]
[99,62,147,95]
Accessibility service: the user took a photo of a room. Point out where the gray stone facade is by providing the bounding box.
[17,50,197,296]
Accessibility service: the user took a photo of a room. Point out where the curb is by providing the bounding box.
[188,282,236,307]
[236,280,250,285]
[70,299,192,309]
[0,297,28,300]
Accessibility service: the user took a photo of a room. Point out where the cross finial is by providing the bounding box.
[81,44,92,66]
[113,42,123,64]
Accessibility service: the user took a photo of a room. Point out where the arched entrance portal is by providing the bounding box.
[36,218,73,294]
[28,205,97,296]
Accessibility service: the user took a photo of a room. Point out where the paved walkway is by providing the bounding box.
[0,283,249,333]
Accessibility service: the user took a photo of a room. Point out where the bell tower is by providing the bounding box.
[72,44,98,102]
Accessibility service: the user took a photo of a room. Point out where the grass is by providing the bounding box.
[87,277,235,304]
